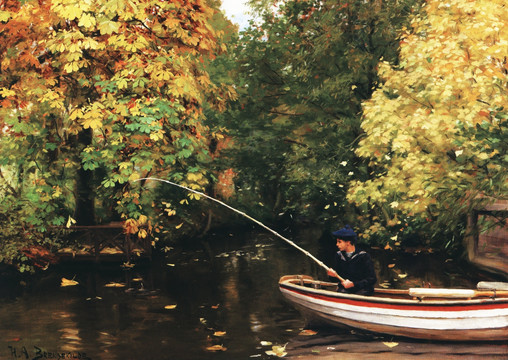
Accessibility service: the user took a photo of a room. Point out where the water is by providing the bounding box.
[0,228,506,360]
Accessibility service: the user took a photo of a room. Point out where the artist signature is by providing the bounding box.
[7,346,91,360]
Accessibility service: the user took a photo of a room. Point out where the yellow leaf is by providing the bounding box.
[81,117,103,130]
[104,282,125,288]
[138,215,148,225]
[266,344,287,357]
[52,186,62,198]
[175,223,183,229]
[164,305,177,310]
[383,342,399,348]
[69,108,83,121]
[213,331,227,337]
[61,278,79,287]
[206,345,227,352]
[0,11,11,22]
[118,162,131,170]
[66,216,76,228]
[299,329,318,336]
[138,229,147,239]
[78,13,96,28]
[128,172,140,182]
[0,87,15,97]
[117,78,128,89]
[149,129,165,141]
[98,18,121,35]
[388,264,396,268]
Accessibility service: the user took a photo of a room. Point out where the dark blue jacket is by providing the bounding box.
[330,249,377,295]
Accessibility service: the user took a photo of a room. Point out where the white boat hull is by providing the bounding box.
[279,275,508,341]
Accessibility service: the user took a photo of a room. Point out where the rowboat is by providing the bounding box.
[279,275,508,341]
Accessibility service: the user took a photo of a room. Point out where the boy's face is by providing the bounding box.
[336,239,350,251]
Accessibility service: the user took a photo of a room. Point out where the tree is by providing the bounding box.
[0,0,233,269]
[348,0,507,248]
[218,0,419,223]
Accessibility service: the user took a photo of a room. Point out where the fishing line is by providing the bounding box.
[134,177,333,273]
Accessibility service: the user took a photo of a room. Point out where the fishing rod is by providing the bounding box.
[134,177,343,280]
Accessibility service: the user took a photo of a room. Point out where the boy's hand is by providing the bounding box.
[341,279,354,289]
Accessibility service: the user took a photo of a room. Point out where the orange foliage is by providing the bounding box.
[21,245,59,268]
[216,168,236,199]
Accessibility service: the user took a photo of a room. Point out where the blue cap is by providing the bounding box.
[332,225,357,239]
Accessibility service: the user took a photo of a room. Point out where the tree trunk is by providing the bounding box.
[73,129,96,226]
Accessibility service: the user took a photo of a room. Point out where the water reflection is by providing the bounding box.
[0,229,506,360]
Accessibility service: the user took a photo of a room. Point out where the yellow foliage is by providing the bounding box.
[350,0,508,219]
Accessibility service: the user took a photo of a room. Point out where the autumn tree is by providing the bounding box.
[218,0,420,223]
[0,0,234,269]
[348,0,507,248]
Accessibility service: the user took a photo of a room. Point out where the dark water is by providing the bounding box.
[0,228,506,360]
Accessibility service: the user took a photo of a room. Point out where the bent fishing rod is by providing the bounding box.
[134,177,345,282]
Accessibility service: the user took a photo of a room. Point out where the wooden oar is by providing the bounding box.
[135,177,343,279]
[409,287,508,299]
[477,281,508,291]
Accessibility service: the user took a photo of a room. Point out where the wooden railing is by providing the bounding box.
[465,199,508,277]
[56,222,152,262]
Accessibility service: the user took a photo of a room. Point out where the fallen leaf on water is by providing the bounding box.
[299,329,318,336]
[214,331,227,337]
[61,278,79,287]
[101,247,123,255]
[175,223,183,229]
[383,342,399,348]
[260,341,272,346]
[132,278,143,282]
[388,264,396,268]
[398,273,408,278]
[164,305,177,310]
[211,304,220,309]
[104,282,125,288]
[167,263,175,267]
[206,345,227,352]
[265,344,287,357]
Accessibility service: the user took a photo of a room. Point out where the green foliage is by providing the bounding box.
[216,0,420,223]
